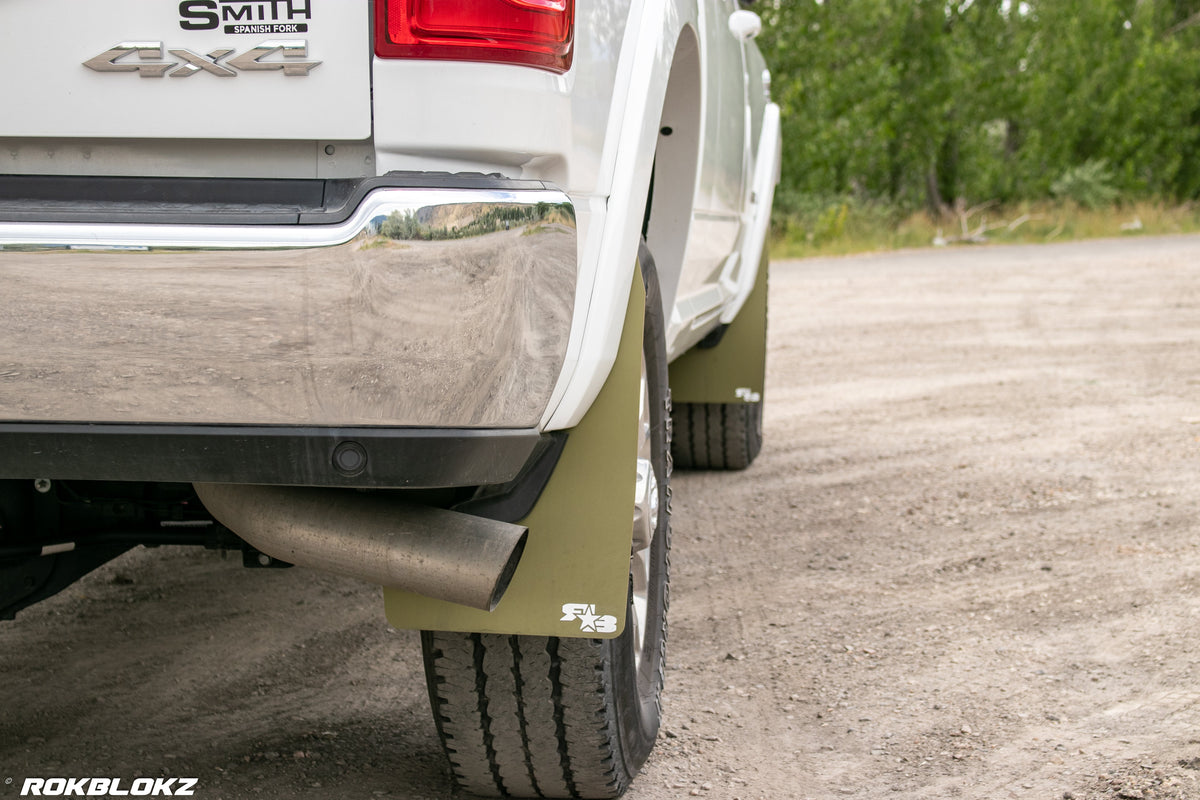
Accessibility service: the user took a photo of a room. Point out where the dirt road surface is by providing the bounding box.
[4,236,1200,800]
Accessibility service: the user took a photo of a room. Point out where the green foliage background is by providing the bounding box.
[757,0,1200,226]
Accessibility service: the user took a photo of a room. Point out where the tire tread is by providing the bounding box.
[670,401,762,470]
[424,632,634,798]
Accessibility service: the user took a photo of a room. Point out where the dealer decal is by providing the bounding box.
[180,0,313,35]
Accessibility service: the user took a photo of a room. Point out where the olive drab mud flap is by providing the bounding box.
[668,253,769,405]
[383,266,646,639]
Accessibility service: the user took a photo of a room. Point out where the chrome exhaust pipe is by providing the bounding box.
[193,483,527,612]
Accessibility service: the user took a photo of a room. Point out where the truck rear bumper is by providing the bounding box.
[0,422,545,488]
[0,183,576,432]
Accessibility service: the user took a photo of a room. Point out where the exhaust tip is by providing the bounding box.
[484,527,527,612]
[194,483,529,612]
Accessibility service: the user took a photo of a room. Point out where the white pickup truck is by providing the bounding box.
[0,1,779,796]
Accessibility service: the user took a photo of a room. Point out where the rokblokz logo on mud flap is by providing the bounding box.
[19,777,197,797]
[560,603,618,633]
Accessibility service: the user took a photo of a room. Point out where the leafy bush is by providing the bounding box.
[1050,160,1119,209]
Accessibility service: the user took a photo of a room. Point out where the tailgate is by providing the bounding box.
[0,0,370,141]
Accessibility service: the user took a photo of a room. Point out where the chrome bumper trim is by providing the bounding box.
[0,187,576,428]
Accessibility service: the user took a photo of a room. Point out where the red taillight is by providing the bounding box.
[375,0,575,73]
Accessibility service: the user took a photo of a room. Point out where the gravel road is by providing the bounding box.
[4,236,1200,800]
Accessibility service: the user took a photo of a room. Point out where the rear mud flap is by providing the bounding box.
[384,267,645,639]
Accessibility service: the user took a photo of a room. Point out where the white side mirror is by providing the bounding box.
[729,10,763,41]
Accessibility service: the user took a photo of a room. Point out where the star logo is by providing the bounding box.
[560,602,619,634]
[575,605,602,632]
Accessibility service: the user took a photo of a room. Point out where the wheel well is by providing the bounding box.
[643,25,702,329]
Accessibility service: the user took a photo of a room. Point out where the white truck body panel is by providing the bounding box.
[0,0,371,141]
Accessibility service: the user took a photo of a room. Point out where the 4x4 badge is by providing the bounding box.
[83,40,321,78]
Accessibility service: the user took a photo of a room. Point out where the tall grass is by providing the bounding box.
[770,200,1200,260]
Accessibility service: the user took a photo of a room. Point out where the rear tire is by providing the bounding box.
[670,400,763,470]
[421,245,671,799]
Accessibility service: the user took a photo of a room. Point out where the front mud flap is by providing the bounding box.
[384,267,645,639]
[669,251,769,404]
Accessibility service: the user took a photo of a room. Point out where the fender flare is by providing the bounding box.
[543,0,702,431]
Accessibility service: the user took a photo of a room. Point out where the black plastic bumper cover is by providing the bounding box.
[0,423,543,489]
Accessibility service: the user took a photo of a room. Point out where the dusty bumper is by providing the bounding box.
[0,186,576,429]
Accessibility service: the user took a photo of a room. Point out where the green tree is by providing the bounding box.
[758,0,1200,225]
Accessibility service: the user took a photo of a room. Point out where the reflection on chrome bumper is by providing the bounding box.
[0,187,576,428]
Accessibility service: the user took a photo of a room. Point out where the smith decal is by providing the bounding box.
[180,0,313,34]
